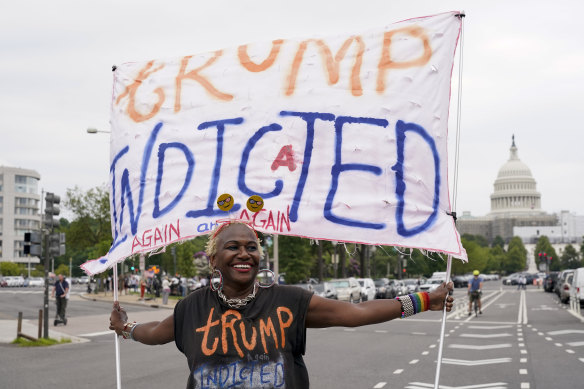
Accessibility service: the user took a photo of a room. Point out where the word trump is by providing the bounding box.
[115,24,434,123]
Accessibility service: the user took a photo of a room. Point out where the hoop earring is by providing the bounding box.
[256,269,276,288]
[210,268,223,292]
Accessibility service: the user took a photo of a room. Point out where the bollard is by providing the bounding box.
[38,309,43,339]
[17,312,23,336]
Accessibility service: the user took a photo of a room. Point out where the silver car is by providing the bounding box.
[329,278,362,303]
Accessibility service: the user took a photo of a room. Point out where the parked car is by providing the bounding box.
[452,275,469,288]
[555,270,575,297]
[329,278,361,303]
[393,280,409,296]
[502,273,521,285]
[544,272,559,292]
[418,278,443,293]
[571,267,584,306]
[403,278,420,293]
[27,277,45,287]
[0,276,7,287]
[356,278,376,301]
[374,278,393,299]
[312,282,338,299]
[79,276,90,284]
[559,271,575,303]
[4,276,25,287]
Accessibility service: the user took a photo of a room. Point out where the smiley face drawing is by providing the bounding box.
[216,193,234,211]
[246,195,264,213]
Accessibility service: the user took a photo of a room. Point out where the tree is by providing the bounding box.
[0,262,23,276]
[54,263,70,277]
[62,185,112,276]
[560,244,581,269]
[502,236,527,274]
[534,236,559,271]
[278,236,313,284]
[492,236,505,249]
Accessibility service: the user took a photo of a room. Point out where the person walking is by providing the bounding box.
[162,276,171,305]
[51,274,69,325]
[110,220,454,388]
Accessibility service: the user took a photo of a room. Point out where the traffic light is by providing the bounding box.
[48,233,66,257]
[44,192,61,229]
[23,231,42,256]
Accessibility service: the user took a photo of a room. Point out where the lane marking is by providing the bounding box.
[375,330,388,333]
[521,384,530,389]
[441,357,512,366]
[519,369,528,375]
[469,325,513,330]
[422,351,429,355]
[566,349,575,354]
[409,359,419,364]
[555,343,563,347]
[520,350,527,354]
[404,382,508,389]
[520,358,527,363]
[373,382,387,388]
[449,343,512,350]
[548,330,584,336]
[567,341,584,347]
[460,333,512,338]
[393,369,403,374]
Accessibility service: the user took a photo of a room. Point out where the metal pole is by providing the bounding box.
[433,254,453,389]
[273,235,279,282]
[113,263,122,389]
[43,233,49,339]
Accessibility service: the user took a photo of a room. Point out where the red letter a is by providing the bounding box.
[271,145,296,171]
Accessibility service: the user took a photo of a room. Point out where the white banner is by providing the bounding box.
[83,11,467,275]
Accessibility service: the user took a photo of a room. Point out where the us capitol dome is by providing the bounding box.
[489,135,543,216]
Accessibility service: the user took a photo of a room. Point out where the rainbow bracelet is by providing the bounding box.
[396,292,430,318]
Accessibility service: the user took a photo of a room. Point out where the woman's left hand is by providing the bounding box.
[428,282,455,312]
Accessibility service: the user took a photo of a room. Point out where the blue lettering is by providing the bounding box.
[186,118,243,218]
[153,142,194,218]
[392,120,440,236]
[324,116,388,229]
[259,363,270,385]
[238,123,284,198]
[274,362,285,387]
[109,146,129,251]
[279,111,335,222]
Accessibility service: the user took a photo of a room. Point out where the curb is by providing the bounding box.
[78,293,176,310]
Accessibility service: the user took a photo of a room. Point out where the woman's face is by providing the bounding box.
[210,224,261,290]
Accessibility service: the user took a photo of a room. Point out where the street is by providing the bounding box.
[1,282,584,388]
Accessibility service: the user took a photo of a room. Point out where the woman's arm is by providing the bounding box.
[306,282,454,328]
[109,301,174,345]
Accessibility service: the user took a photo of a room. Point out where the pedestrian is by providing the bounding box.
[162,276,171,305]
[140,278,146,300]
[51,274,69,325]
[110,220,454,388]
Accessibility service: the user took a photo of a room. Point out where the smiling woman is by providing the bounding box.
[109,220,455,388]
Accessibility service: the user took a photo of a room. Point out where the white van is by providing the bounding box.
[572,267,584,305]
[356,278,376,301]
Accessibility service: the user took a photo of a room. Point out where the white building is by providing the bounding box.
[0,166,41,264]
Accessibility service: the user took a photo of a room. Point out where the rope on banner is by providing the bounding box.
[434,11,465,389]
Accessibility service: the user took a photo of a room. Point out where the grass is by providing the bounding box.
[12,337,71,347]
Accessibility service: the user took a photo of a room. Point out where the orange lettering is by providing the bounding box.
[115,61,165,123]
[238,40,284,72]
[286,37,364,97]
[259,317,279,354]
[239,322,257,351]
[276,307,293,348]
[376,26,432,94]
[195,307,220,356]
[221,310,244,357]
[174,51,233,113]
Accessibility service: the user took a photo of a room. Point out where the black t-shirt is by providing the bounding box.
[54,280,69,297]
[174,285,313,389]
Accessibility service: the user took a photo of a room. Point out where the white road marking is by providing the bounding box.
[518,343,525,347]
[373,382,387,388]
[441,357,512,366]
[520,358,527,363]
[519,369,528,375]
[412,332,426,335]
[520,349,527,354]
[521,383,530,389]
[375,330,388,333]
[567,341,584,347]
[460,333,512,338]
[393,369,403,374]
[545,337,552,341]
[548,329,584,336]
[422,351,429,355]
[409,359,419,364]
[518,338,524,341]
[555,343,563,347]
[429,344,436,349]
[469,325,513,330]
[449,344,512,350]
[404,382,508,389]
[579,358,584,363]
[566,349,575,354]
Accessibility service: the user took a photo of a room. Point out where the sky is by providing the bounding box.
[1,0,583,220]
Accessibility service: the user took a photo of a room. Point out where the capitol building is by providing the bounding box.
[457,136,584,270]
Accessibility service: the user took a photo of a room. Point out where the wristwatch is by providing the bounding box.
[121,322,137,340]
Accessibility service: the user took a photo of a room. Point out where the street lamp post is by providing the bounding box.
[86,128,111,134]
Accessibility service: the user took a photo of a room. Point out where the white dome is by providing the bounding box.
[489,136,542,215]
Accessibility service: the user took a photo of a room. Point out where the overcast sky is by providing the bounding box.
[1,0,582,220]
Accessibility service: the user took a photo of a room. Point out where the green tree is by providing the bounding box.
[560,244,581,269]
[502,236,527,274]
[487,244,506,274]
[492,236,505,249]
[62,185,112,276]
[54,263,70,276]
[278,236,313,284]
[0,262,23,276]
[534,236,559,271]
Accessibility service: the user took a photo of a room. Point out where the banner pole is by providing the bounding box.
[113,263,122,389]
[433,254,453,389]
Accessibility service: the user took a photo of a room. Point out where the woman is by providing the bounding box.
[162,276,171,305]
[110,221,454,388]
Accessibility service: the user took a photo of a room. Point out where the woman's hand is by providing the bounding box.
[428,282,455,312]
[109,301,128,335]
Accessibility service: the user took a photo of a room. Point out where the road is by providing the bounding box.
[1,282,584,388]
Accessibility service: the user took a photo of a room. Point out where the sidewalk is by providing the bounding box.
[0,292,179,344]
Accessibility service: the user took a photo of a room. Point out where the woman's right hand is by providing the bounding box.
[109,301,128,335]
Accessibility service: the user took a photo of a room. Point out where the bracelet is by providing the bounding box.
[121,321,136,339]
[395,292,430,318]
[129,323,140,341]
